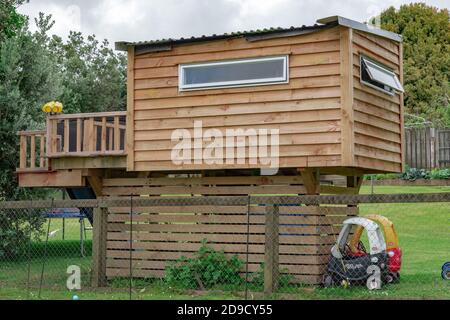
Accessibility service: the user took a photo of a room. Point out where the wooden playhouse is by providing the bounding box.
[17,16,405,285]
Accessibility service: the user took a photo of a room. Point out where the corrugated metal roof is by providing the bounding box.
[115,16,401,52]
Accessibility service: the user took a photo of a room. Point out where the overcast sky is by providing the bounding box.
[18,0,449,47]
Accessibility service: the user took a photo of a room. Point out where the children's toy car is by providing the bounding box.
[349,214,402,283]
[323,217,390,288]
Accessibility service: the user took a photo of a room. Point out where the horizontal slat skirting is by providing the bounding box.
[106,233,339,246]
[106,240,332,254]
[103,175,305,187]
[106,259,326,275]
[103,185,308,196]
[106,205,357,215]
[105,268,324,284]
[107,213,350,225]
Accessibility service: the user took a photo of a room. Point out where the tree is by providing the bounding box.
[50,31,127,114]
[0,0,27,41]
[378,3,450,126]
[0,10,126,200]
[0,17,62,200]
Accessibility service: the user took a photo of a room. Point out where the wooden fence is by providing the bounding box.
[405,127,450,169]
[2,193,450,293]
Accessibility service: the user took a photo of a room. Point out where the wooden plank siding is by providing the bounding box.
[128,27,344,172]
[105,201,357,284]
[351,30,403,173]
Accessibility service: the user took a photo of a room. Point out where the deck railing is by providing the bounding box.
[18,111,127,171]
[18,130,48,171]
[46,111,127,158]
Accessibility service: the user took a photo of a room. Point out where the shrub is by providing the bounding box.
[430,168,450,180]
[165,241,244,289]
[400,167,430,181]
[0,209,45,260]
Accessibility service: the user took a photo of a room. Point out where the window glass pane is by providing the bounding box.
[361,57,404,94]
[364,60,403,92]
[181,57,286,89]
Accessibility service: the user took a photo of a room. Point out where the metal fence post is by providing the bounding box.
[264,204,279,296]
[91,206,107,287]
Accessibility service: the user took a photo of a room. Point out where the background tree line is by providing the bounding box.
[0,0,126,200]
[0,1,449,200]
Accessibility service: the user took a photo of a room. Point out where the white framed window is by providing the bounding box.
[179,56,289,91]
[360,56,404,96]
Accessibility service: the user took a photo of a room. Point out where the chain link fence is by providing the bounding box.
[0,194,449,300]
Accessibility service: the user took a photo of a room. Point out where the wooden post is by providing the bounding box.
[40,134,45,168]
[19,135,27,169]
[264,204,279,296]
[91,207,107,287]
[114,116,120,151]
[101,117,107,153]
[30,135,36,169]
[64,119,70,153]
[76,118,82,153]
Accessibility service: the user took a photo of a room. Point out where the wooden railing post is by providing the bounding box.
[64,119,70,153]
[91,207,107,287]
[30,135,36,169]
[101,117,107,152]
[39,134,45,168]
[19,135,27,169]
[264,204,279,296]
[114,116,120,151]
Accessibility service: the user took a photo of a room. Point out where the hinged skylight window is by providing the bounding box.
[360,56,404,95]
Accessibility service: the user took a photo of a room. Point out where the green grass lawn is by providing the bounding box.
[0,186,449,300]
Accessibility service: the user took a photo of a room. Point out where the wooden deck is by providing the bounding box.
[17,111,127,188]
[17,111,127,173]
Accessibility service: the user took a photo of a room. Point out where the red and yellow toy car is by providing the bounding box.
[349,214,402,283]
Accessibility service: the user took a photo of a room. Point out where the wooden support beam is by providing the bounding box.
[91,207,107,287]
[18,170,85,188]
[264,204,279,296]
[87,176,103,197]
[299,169,319,194]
